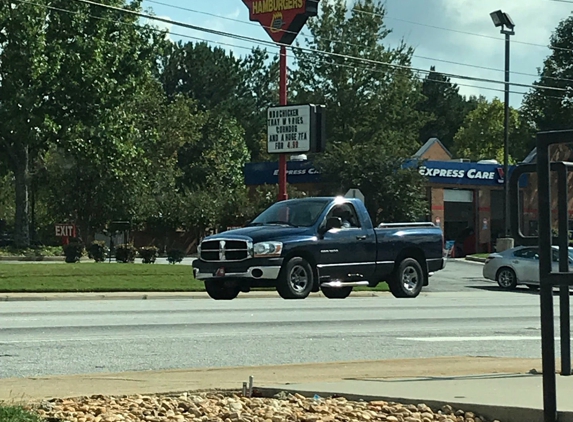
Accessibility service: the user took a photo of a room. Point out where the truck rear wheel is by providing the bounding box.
[277,257,314,300]
[321,286,353,299]
[388,258,424,298]
[204,280,241,300]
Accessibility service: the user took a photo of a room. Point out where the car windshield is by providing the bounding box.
[250,199,330,228]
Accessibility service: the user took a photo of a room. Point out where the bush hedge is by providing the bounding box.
[63,238,84,263]
[115,243,137,263]
[167,248,185,264]
[87,240,108,262]
[139,246,159,264]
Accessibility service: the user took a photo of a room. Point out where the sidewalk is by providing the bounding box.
[2,357,570,422]
[0,356,550,402]
[258,372,573,422]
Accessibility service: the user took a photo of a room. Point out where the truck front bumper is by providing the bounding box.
[192,258,284,281]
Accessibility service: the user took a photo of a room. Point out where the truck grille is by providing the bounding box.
[199,239,251,262]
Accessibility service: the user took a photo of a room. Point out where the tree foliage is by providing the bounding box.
[0,0,166,246]
[292,0,430,222]
[452,98,531,163]
[521,15,573,133]
[4,0,563,251]
[417,66,479,150]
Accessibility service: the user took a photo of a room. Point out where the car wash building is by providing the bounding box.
[516,142,573,237]
[243,138,517,256]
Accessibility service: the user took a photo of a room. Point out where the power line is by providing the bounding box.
[63,0,567,94]
[143,0,573,86]
[10,0,571,100]
[352,6,573,55]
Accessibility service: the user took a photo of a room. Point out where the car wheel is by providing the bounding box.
[496,267,518,290]
[388,258,424,298]
[321,286,353,299]
[204,279,241,300]
[277,257,314,299]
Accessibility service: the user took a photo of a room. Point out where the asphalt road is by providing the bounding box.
[0,260,557,379]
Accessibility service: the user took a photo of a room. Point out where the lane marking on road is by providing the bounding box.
[398,335,546,342]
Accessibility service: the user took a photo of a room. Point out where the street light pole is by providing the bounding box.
[490,10,515,248]
[503,30,511,238]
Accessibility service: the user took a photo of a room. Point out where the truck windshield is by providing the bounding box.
[250,199,330,228]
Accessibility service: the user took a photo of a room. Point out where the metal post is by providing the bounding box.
[537,136,557,422]
[503,32,511,237]
[248,375,254,397]
[278,45,288,201]
[558,166,571,376]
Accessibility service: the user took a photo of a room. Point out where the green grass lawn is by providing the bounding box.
[0,263,202,292]
[0,262,389,293]
[467,253,490,259]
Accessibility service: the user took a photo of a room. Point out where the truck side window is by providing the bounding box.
[328,203,361,229]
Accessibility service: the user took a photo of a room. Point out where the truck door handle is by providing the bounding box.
[356,235,367,240]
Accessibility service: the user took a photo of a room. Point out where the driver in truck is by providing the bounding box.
[330,205,354,228]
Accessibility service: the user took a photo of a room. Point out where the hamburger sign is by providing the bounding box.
[241,0,319,45]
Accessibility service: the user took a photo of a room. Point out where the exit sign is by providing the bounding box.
[55,224,76,237]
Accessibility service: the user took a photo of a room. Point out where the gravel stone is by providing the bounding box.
[23,391,501,422]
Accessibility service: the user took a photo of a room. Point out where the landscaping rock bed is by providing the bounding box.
[26,391,501,422]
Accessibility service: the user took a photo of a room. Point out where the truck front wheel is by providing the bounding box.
[388,258,424,298]
[204,280,241,300]
[276,257,314,300]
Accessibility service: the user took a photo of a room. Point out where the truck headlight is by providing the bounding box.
[253,241,283,257]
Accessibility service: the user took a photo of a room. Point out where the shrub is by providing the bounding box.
[139,246,159,264]
[115,243,137,263]
[63,238,84,263]
[88,240,108,262]
[0,246,63,257]
[167,248,185,264]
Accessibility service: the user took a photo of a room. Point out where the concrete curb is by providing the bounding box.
[0,256,198,263]
[465,256,487,263]
[0,290,387,301]
[0,256,65,262]
[254,387,573,422]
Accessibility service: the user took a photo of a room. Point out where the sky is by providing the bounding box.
[140,0,573,109]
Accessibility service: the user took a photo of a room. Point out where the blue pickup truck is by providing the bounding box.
[192,196,446,300]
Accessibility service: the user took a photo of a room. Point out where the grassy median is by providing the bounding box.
[0,263,389,293]
[0,263,201,292]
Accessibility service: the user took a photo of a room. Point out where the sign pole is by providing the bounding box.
[278,45,288,201]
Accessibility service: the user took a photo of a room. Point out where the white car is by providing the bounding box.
[483,245,573,290]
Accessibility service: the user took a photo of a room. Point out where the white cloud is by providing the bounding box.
[383,0,571,106]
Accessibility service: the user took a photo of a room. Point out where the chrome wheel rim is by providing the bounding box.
[402,266,419,292]
[289,265,309,292]
[498,270,515,288]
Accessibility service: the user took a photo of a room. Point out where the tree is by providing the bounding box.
[291,0,430,222]
[521,15,573,133]
[291,0,429,153]
[177,113,250,192]
[0,1,55,247]
[452,98,529,163]
[159,42,279,161]
[417,66,479,150]
[234,47,280,162]
[0,0,166,247]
